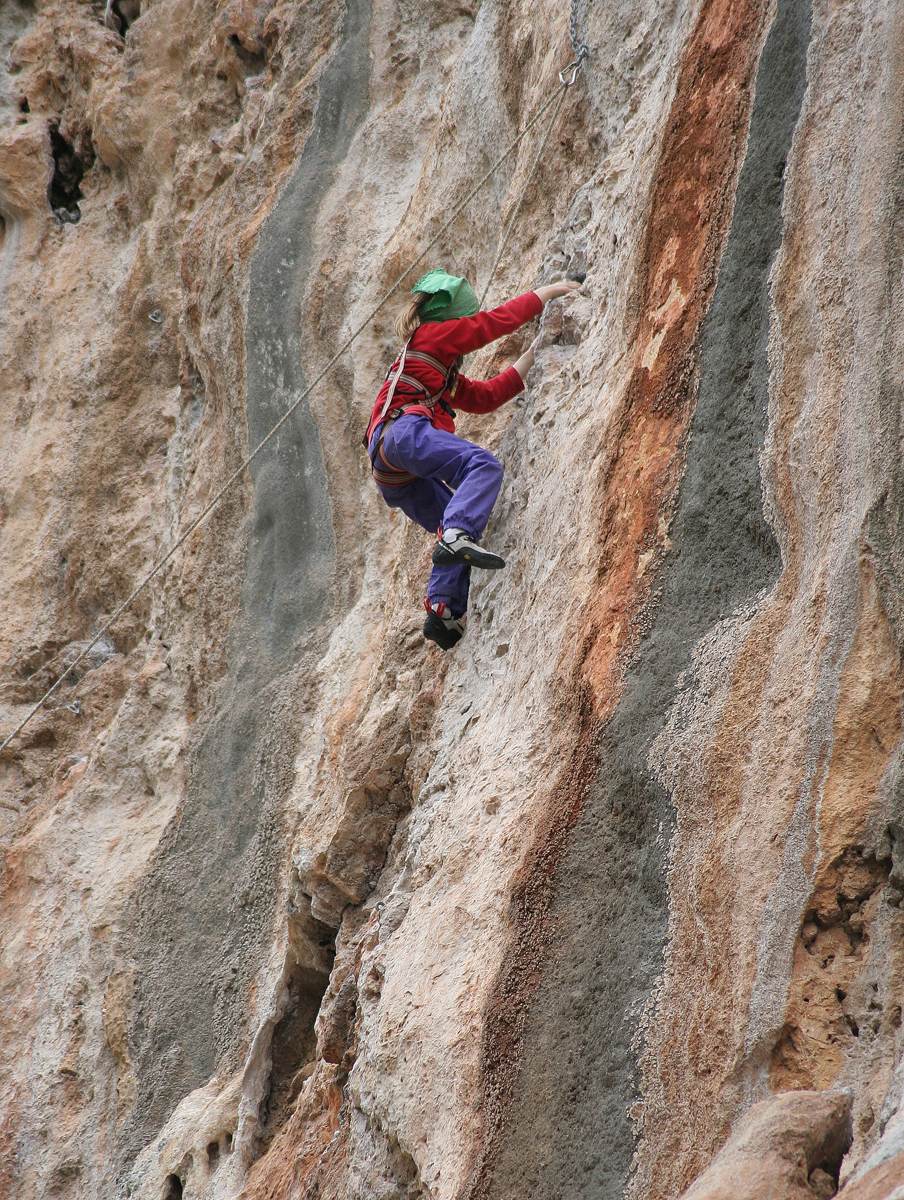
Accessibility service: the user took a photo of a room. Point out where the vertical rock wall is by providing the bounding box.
[1,1,904,1199]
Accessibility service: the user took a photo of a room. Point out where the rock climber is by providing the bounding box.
[366,269,580,650]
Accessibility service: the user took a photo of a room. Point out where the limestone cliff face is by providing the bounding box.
[2,0,904,1198]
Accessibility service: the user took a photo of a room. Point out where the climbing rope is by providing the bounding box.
[480,62,577,307]
[481,0,589,305]
[0,46,587,757]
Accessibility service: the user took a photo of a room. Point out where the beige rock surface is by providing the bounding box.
[2,0,904,1198]
[678,1089,853,1200]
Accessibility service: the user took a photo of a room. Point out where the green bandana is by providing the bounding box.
[413,270,480,323]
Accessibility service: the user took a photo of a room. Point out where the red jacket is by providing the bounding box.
[367,291,543,442]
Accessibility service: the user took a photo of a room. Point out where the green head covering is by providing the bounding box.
[413,269,480,323]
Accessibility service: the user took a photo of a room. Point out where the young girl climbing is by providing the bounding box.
[366,270,580,650]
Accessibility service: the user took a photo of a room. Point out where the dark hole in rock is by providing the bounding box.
[224,1130,233,1153]
[104,0,141,37]
[162,1175,183,1200]
[386,1136,421,1191]
[19,96,29,113]
[0,215,5,252]
[48,124,85,223]
[26,727,56,749]
[843,1012,860,1037]
[229,32,266,73]
[259,961,330,1141]
[207,1140,220,1170]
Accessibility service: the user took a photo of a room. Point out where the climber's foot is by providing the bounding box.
[432,528,505,570]
[423,601,466,651]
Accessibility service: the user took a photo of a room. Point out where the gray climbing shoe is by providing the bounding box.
[431,529,505,570]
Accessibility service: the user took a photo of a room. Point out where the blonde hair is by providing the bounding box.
[394,291,430,342]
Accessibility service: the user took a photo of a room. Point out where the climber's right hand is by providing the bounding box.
[534,280,582,304]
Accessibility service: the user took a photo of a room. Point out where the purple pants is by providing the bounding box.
[370,413,504,617]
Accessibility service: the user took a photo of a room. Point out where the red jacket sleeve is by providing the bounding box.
[453,365,526,414]
[428,291,543,357]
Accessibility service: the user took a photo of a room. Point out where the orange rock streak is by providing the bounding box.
[468,0,770,1194]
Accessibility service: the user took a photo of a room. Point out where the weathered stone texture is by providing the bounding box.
[2,0,904,1198]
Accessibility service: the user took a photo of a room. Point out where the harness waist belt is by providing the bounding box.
[365,344,463,484]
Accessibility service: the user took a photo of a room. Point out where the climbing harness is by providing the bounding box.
[370,441,420,488]
[0,23,589,756]
[368,344,462,485]
[379,345,461,425]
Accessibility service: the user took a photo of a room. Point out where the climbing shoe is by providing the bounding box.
[423,600,466,651]
[431,528,505,570]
